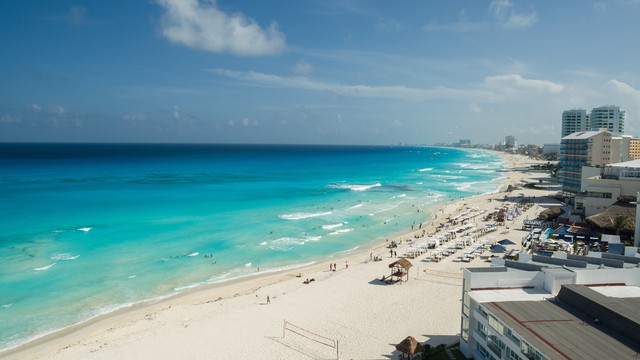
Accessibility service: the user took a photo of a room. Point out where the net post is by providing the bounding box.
[336,339,339,360]
[283,319,286,339]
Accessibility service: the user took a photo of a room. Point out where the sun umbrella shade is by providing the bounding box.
[490,244,507,253]
[395,336,424,357]
[498,239,516,245]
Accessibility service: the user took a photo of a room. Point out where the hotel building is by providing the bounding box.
[459,254,640,359]
[590,105,625,135]
[559,129,613,194]
[561,109,588,138]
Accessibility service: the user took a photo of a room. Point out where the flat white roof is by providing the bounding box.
[589,285,640,298]
[469,288,555,303]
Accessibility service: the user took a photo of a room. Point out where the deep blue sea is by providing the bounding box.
[0,143,505,351]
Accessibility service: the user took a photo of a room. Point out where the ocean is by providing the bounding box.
[0,143,505,351]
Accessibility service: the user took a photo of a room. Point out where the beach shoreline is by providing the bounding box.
[2,151,559,360]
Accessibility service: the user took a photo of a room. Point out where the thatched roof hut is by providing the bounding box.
[389,258,413,282]
[539,206,564,220]
[395,336,424,358]
[585,201,636,234]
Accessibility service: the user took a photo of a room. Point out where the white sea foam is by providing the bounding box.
[329,228,353,235]
[1,304,12,308]
[51,253,79,261]
[329,182,382,191]
[339,246,359,254]
[348,203,363,209]
[77,227,92,232]
[278,211,332,220]
[34,263,56,271]
[187,252,199,257]
[322,223,343,230]
[416,182,423,185]
[128,275,136,279]
[259,241,267,245]
[268,235,322,251]
[419,167,433,172]
[245,262,252,267]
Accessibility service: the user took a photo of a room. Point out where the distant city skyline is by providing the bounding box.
[1,1,640,145]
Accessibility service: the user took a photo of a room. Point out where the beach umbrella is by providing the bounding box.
[395,336,424,359]
[490,244,507,253]
[498,239,516,246]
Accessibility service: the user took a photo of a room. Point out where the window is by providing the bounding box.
[488,314,504,335]
[487,333,506,358]
[461,317,469,342]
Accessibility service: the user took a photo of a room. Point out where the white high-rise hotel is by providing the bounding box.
[590,105,625,135]
[561,105,625,138]
[561,109,588,138]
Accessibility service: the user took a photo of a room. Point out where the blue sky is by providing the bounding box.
[1,0,640,145]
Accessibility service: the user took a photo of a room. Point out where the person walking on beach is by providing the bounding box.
[267,296,270,304]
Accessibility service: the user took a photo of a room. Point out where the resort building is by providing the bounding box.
[575,159,640,217]
[459,254,640,360]
[561,109,588,138]
[590,105,625,135]
[630,137,640,160]
[505,136,517,150]
[559,129,614,194]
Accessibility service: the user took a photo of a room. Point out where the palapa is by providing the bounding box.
[539,206,564,220]
[585,201,636,234]
[389,258,413,282]
[395,336,424,358]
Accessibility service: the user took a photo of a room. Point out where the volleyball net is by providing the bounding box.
[283,320,339,359]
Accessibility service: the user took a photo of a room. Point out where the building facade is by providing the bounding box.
[559,129,614,194]
[590,105,625,135]
[575,159,640,216]
[459,254,640,359]
[561,109,588,138]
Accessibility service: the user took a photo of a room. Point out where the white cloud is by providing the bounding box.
[469,102,482,113]
[123,113,148,121]
[210,68,497,102]
[485,74,564,93]
[425,9,486,33]
[69,6,88,26]
[375,20,401,32]
[609,79,640,99]
[292,60,313,75]
[1,115,21,123]
[156,0,286,56]
[490,0,537,29]
[173,105,180,120]
[49,105,66,116]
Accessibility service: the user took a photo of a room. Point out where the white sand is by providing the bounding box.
[2,152,563,360]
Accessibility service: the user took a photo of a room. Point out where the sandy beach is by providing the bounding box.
[2,152,562,360]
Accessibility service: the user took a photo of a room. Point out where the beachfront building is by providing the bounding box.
[575,159,640,216]
[459,254,640,359]
[561,109,589,138]
[590,105,625,135]
[630,137,640,160]
[505,136,516,150]
[559,129,614,194]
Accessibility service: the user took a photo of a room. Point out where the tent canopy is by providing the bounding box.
[395,336,424,356]
[490,244,507,253]
[498,239,516,245]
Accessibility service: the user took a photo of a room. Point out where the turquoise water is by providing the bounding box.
[0,143,505,351]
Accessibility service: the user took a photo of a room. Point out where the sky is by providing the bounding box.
[1,0,640,146]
